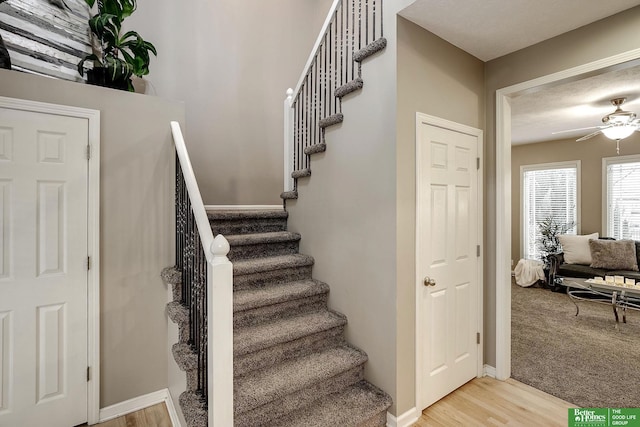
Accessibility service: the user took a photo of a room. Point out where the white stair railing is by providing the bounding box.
[283,0,384,192]
[171,121,233,426]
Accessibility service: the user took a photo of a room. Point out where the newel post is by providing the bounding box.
[208,234,233,426]
[284,88,295,192]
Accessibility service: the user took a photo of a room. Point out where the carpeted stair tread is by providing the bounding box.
[172,342,197,371]
[234,310,346,356]
[318,113,344,129]
[353,38,387,62]
[179,391,207,427]
[280,190,298,200]
[304,143,326,155]
[335,78,363,98]
[291,168,312,179]
[226,231,301,246]
[234,279,328,312]
[234,345,367,415]
[233,254,314,276]
[167,301,188,325]
[272,380,392,427]
[206,209,288,220]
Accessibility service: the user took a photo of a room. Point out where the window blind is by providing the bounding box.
[606,161,640,240]
[523,166,577,260]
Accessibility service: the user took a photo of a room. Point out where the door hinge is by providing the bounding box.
[476,157,480,170]
[477,245,481,257]
[87,366,90,382]
[87,256,91,270]
[477,332,481,344]
[86,144,91,160]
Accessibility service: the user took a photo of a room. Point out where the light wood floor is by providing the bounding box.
[88,377,572,426]
[91,403,171,427]
[415,376,573,426]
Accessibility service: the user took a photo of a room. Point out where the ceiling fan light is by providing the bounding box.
[601,125,636,140]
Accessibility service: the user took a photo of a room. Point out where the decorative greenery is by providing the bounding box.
[77,0,156,91]
[536,216,576,263]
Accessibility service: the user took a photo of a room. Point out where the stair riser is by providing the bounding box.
[234,327,346,377]
[234,293,328,328]
[234,266,313,290]
[210,219,287,236]
[229,240,299,262]
[359,411,388,427]
[235,365,364,426]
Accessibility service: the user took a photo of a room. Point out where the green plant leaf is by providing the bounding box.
[85,0,95,7]
[77,53,101,77]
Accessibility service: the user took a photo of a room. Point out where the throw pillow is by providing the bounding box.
[558,233,599,265]
[589,239,639,271]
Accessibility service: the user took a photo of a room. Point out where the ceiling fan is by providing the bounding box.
[553,97,640,154]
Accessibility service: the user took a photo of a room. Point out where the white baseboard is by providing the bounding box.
[204,204,283,210]
[484,364,497,378]
[99,388,181,426]
[387,407,421,427]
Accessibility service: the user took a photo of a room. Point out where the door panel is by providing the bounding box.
[418,121,480,409]
[0,107,88,426]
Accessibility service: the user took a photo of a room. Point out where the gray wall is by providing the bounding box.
[285,6,399,413]
[0,69,184,407]
[396,16,485,413]
[511,134,640,264]
[126,0,333,205]
[484,5,640,366]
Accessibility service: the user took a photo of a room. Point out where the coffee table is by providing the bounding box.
[562,277,640,324]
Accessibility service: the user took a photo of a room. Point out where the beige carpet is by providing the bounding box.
[511,281,640,408]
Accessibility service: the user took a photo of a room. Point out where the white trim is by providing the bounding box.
[204,205,284,211]
[519,160,582,259]
[484,364,497,378]
[0,96,101,424]
[414,112,484,410]
[495,48,640,382]
[386,407,421,427]
[99,389,178,425]
[164,390,183,427]
[601,153,640,236]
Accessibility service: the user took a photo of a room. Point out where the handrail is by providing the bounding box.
[284,0,384,191]
[170,121,233,426]
[171,121,216,262]
[292,0,342,98]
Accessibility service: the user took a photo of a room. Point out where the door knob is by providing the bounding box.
[423,276,436,287]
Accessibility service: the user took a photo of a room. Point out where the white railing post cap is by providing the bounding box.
[286,88,293,98]
[211,234,230,258]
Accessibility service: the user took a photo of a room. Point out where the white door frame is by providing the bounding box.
[415,112,484,408]
[494,48,640,380]
[0,96,101,424]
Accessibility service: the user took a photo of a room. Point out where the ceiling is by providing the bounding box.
[399,0,640,62]
[399,0,640,146]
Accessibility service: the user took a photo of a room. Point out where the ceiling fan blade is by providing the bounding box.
[576,130,602,142]
[552,126,600,135]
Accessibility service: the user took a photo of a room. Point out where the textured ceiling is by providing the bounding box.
[511,65,640,145]
[400,0,640,61]
[399,0,640,146]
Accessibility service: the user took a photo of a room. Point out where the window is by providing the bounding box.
[604,155,640,240]
[521,161,580,260]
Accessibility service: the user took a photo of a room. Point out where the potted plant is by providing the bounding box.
[536,216,575,289]
[77,0,156,91]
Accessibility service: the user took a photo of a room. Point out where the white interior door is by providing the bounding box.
[416,116,481,410]
[0,107,89,426]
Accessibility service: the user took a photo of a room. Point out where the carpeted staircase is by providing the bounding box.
[166,209,392,426]
[280,37,387,203]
